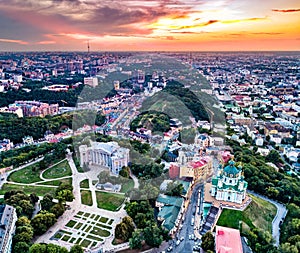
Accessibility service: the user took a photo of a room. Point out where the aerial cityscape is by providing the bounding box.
[0,1,299,253]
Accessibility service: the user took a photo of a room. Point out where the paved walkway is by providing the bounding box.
[35,156,129,252]
[130,170,139,189]
[248,191,287,246]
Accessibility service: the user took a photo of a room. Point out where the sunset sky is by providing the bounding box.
[0,0,299,51]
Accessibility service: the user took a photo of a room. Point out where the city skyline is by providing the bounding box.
[0,0,299,51]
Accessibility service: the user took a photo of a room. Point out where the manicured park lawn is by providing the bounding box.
[8,164,42,184]
[217,194,276,233]
[81,190,93,206]
[37,177,72,186]
[96,191,125,211]
[80,179,89,189]
[90,227,110,237]
[0,183,57,196]
[42,160,72,179]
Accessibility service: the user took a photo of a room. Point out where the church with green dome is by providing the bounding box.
[210,160,248,204]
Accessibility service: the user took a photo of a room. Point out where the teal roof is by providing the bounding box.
[223,160,240,176]
[156,194,183,207]
[157,194,183,231]
[212,178,218,186]
[178,180,191,195]
[158,205,181,231]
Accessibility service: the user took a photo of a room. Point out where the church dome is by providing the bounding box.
[223,160,240,177]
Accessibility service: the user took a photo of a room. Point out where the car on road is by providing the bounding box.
[180,236,184,241]
[176,240,181,246]
[167,246,173,252]
[191,217,194,226]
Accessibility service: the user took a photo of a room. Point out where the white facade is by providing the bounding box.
[84,77,98,87]
[79,141,130,175]
[13,75,22,83]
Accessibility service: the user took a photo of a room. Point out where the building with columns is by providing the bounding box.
[210,160,248,204]
[79,141,130,175]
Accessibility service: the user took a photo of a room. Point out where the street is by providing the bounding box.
[158,183,204,253]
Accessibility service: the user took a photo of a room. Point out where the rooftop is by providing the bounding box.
[215,226,243,253]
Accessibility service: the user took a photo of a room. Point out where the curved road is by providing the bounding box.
[248,191,287,246]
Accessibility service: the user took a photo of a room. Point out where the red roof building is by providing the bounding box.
[169,163,180,179]
[215,226,243,253]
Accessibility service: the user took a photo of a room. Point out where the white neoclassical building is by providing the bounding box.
[79,141,130,175]
[211,160,248,204]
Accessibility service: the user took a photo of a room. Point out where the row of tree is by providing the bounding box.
[0,110,105,144]
[5,182,75,253]
[226,138,300,252]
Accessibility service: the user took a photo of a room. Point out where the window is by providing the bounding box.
[229,180,232,183]
[228,196,230,200]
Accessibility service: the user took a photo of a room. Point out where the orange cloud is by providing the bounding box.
[36,40,56,44]
[0,38,28,44]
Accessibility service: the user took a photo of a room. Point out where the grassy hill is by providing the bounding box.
[217,194,276,233]
[130,111,170,133]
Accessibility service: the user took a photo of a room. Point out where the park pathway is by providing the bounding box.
[129,170,139,189]
[248,191,287,246]
[35,155,129,252]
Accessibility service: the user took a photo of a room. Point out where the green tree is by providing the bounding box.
[70,244,84,253]
[56,189,74,204]
[14,242,30,253]
[40,194,54,211]
[280,243,299,253]
[166,182,184,197]
[31,211,57,235]
[119,166,130,178]
[201,232,214,251]
[16,216,31,227]
[50,203,65,218]
[18,200,34,216]
[143,223,163,247]
[266,150,283,164]
[29,243,47,253]
[115,216,135,241]
[129,229,143,249]
[14,226,34,243]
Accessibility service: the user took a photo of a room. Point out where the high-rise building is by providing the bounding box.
[0,205,17,253]
[137,70,145,84]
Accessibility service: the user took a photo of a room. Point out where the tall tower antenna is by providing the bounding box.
[87,40,90,53]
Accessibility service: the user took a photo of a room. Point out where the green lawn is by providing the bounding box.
[42,160,72,179]
[66,220,76,228]
[80,239,92,248]
[80,179,89,189]
[217,194,276,233]
[8,164,42,184]
[120,179,134,193]
[0,183,57,196]
[81,190,93,206]
[99,217,108,223]
[96,191,125,211]
[37,177,72,186]
[90,227,110,237]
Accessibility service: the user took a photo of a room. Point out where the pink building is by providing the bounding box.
[215,226,243,253]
